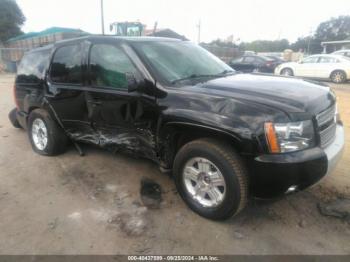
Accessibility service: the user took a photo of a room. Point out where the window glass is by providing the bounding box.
[89,44,137,89]
[231,57,243,63]
[132,41,233,85]
[17,50,50,83]
[319,57,338,63]
[50,45,82,84]
[243,56,255,63]
[302,56,319,63]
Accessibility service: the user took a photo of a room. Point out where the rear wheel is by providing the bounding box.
[281,68,294,76]
[173,138,248,220]
[8,108,21,128]
[28,109,68,156]
[330,70,346,83]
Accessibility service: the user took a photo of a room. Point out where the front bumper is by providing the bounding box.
[249,123,345,198]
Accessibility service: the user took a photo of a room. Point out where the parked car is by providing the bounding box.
[275,54,350,83]
[229,55,282,73]
[332,49,350,58]
[266,55,285,63]
[9,36,344,220]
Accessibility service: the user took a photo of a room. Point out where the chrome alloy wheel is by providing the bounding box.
[183,157,226,207]
[31,118,48,150]
[281,68,292,76]
[332,72,344,83]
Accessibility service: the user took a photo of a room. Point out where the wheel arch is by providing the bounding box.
[330,69,347,79]
[158,122,248,169]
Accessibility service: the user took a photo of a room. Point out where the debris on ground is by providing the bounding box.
[298,219,307,228]
[108,206,149,236]
[175,212,185,225]
[317,198,350,221]
[233,230,244,239]
[140,177,162,209]
[48,218,59,230]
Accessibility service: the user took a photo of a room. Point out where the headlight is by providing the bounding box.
[264,120,315,153]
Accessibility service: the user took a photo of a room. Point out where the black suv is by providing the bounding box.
[9,36,344,220]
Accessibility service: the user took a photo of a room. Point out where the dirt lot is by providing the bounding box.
[0,74,349,255]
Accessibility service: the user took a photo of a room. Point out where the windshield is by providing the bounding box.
[132,41,234,85]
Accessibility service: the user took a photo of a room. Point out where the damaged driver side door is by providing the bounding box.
[84,42,158,160]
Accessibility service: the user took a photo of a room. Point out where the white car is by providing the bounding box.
[274,54,350,83]
[332,49,350,58]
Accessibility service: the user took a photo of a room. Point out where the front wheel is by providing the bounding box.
[330,70,346,83]
[281,68,294,76]
[173,138,248,220]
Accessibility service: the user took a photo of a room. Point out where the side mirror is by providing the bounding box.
[125,72,139,93]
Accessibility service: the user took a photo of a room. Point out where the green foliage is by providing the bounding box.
[0,0,25,43]
[290,36,323,54]
[315,16,350,42]
[207,16,350,55]
[289,16,350,54]
[239,39,289,52]
[205,39,238,48]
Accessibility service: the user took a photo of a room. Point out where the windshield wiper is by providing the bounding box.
[171,70,235,84]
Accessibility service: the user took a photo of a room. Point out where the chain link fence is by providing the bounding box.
[200,44,242,63]
[0,48,29,73]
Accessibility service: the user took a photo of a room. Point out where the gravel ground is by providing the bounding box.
[0,74,349,255]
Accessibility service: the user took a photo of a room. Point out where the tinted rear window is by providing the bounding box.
[17,50,50,83]
[50,44,82,84]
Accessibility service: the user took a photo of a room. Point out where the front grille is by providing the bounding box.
[316,105,336,148]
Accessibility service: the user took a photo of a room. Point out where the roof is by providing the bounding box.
[25,35,183,54]
[7,27,87,43]
[321,39,350,46]
[53,35,182,45]
[308,54,349,60]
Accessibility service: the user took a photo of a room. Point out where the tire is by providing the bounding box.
[27,109,68,156]
[330,70,346,84]
[173,138,248,220]
[280,68,294,76]
[8,108,22,128]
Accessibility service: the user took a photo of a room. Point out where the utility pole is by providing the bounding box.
[100,0,105,35]
[306,28,313,55]
[197,20,201,44]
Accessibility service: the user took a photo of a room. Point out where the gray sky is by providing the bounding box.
[17,0,350,43]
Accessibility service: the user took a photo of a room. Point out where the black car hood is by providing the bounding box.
[190,73,335,115]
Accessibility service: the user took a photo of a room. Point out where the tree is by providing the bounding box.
[315,16,350,42]
[0,0,25,43]
[238,39,290,52]
[290,36,323,54]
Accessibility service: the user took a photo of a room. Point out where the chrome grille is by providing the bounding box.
[316,105,336,148]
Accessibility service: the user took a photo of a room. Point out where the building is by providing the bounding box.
[1,27,87,72]
[321,38,350,53]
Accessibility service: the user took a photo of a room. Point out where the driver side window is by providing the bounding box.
[89,44,138,89]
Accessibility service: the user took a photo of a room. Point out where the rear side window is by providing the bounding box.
[319,57,338,63]
[17,51,50,83]
[50,45,82,84]
[89,44,137,89]
[243,56,255,63]
[231,57,243,63]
